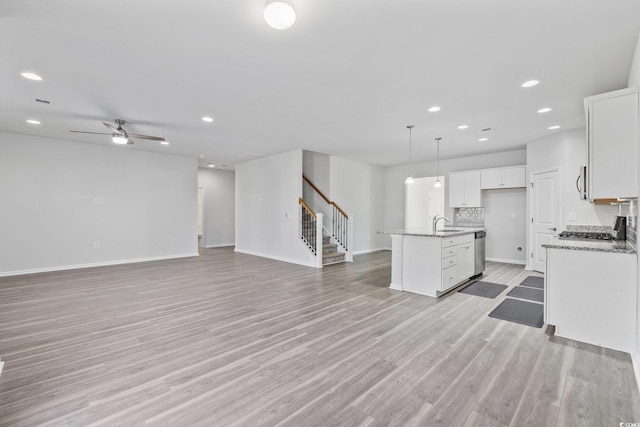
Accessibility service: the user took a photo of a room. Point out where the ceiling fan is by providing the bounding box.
[70,119,167,145]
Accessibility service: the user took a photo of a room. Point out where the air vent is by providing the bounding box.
[481,127,494,132]
[32,97,54,107]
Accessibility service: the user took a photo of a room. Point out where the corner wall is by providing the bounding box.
[197,168,235,248]
[0,131,198,276]
[234,149,316,267]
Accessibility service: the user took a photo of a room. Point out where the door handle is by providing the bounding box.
[548,227,557,231]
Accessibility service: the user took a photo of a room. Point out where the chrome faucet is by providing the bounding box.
[433,215,450,231]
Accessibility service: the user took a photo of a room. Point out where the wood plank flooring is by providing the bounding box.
[0,248,638,426]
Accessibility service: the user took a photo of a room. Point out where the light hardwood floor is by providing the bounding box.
[0,248,638,426]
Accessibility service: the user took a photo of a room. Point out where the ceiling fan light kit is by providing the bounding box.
[264,0,296,30]
[70,119,166,146]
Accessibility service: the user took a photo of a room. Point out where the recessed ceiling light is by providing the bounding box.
[202,116,214,122]
[537,107,552,113]
[208,163,215,168]
[26,119,41,125]
[457,125,469,130]
[21,72,42,81]
[428,106,441,113]
[160,141,170,145]
[521,80,539,88]
[478,138,488,142]
[548,125,561,130]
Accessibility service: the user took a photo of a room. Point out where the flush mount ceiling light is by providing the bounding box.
[264,0,296,30]
[457,124,469,130]
[434,137,442,188]
[548,125,561,130]
[26,119,41,125]
[405,125,415,184]
[202,116,214,122]
[428,106,441,113]
[21,72,42,81]
[521,80,540,88]
[479,137,488,142]
[537,107,552,113]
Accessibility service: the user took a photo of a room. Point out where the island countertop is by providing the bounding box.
[378,226,486,238]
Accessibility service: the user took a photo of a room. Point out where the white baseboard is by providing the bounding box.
[233,248,317,268]
[204,243,235,248]
[0,252,200,278]
[352,247,387,256]
[486,257,527,265]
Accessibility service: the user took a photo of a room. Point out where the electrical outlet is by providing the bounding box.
[170,238,176,244]
[569,213,577,221]
[93,242,100,249]
[511,213,517,219]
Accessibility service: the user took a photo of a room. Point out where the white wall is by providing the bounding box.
[197,168,235,248]
[0,131,198,276]
[526,128,617,228]
[628,32,640,87]
[235,149,316,266]
[383,149,527,248]
[330,156,386,254]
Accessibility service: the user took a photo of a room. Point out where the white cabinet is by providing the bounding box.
[449,171,481,207]
[545,248,636,353]
[390,233,476,298]
[585,87,638,201]
[480,166,525,189]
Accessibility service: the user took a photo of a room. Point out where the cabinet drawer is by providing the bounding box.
[442,246,457,258]
[442,265,458,290]
[441,233,474,248]
[442,255,457,269]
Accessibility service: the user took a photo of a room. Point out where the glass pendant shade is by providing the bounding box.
[112,135,128,144]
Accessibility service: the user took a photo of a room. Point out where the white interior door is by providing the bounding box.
[531,170,560,272]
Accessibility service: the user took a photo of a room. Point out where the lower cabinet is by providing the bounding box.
[545,248,636,353]
[391,233,477,298]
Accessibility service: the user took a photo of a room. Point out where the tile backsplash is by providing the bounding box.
[453,207,485,227]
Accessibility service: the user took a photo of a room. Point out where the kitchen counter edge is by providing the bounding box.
[378,227,486,238]
[542,238,636,254]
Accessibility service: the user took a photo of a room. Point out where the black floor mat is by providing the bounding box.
[507,286,544,303]
[519,276,544,289]
[489,298,544,328]
[458,281,508,299]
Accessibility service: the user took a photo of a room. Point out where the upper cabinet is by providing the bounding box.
[585,87,638,202]
[449,171,481,207]
[480,166,526,189]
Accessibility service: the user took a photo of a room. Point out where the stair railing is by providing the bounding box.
[302,175,350,252]
[298,198,324,267]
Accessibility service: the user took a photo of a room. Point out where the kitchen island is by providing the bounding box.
[380,227,485,297]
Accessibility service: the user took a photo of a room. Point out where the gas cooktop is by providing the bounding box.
[557,230,615,241]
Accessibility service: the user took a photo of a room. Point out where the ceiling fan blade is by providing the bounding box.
[127,133,166,142]
[70,130,111,135]
[103,122,123,134]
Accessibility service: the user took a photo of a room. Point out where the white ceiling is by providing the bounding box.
[2,0,640,168]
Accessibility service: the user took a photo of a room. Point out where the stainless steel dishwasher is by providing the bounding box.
[474,231,486,276]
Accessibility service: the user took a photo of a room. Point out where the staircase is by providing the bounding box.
[322,235,345,265]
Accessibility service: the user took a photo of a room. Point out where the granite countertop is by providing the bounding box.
[378,226,485,238]
[542,237,636,254]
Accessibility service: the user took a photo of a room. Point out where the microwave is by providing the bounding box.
[577,166,587,200]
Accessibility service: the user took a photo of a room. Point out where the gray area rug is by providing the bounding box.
[489,298,544,328]
[519,276,544,289]
[507,286,544,303]
[458,281,508,299]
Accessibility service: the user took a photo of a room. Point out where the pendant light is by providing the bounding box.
[434,137,442,188]
[405,125,415,184]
